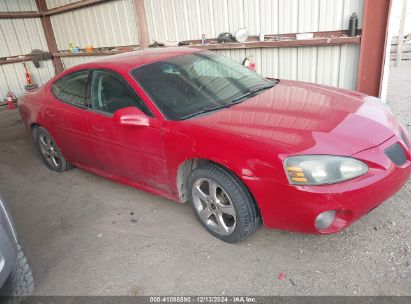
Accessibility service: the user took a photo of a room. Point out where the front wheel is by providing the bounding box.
[187,164,261,243]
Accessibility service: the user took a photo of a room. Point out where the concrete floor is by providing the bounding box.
[0,62,410,296]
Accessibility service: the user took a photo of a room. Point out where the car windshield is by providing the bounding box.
[130,51,276,120]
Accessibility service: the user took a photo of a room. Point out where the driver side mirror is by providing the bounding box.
[113,106,151,127]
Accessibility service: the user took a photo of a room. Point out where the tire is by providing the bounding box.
[0,244,34,303]
[34,127,73,172]
[187,164,261,243]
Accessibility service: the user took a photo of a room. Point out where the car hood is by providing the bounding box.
[187,80,400,156]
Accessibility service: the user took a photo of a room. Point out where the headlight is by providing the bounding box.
[284,155,368,185]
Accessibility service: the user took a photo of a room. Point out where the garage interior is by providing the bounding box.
[0,0,410,297]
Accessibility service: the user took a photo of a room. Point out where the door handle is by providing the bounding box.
[92,125,104,132]
[45,110,56,117]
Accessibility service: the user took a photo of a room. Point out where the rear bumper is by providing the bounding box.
[247,136,411,234]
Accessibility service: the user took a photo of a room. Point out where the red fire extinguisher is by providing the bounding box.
[242,57,256,71]
[6,91,16,110]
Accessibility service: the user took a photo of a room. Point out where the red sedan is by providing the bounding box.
[18,48,411,243]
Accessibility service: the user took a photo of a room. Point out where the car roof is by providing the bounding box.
[75,47,201,71]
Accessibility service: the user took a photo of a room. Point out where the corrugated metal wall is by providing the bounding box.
[0,61,55,98]
[215,45,360,90]
[50,0,139,50]
[46,0,83,9]
[48,0,140,70]
[0,0,54,99]
[0,0,37,12]
[145,0,364,41]
[145,0,364,89]
[61,55,107,69]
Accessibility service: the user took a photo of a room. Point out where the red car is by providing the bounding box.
[18,48,411,243]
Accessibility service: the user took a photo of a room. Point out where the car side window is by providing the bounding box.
[52,71,89,107]
[90,70,153,116]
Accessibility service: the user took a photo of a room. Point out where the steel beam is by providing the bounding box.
[135,0,150,48]
[35,0,64,75]
[357,0,392,97]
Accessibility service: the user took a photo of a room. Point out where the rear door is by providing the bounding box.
[87,69,169,191]
[44,70,100,169]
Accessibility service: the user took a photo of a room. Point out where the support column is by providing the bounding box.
[357,0,392,97]
[135,0,150,48]
[35,0,64,75]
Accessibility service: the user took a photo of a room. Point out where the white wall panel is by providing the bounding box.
[298,0,320,32]
[0,0,54,98]
[45,0,83,9]
[0,60,54,100]
[216,44,360,90]
[146,0,364,40]
[279,0,298,33]
[50,0,139,50]
[0,0,37,11]
[0,17,48,57]
[61,55,107,69]
[338,44,360,89]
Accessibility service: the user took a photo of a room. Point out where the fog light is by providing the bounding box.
[315,210,336,230]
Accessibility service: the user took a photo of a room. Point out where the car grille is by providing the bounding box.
[401,130,410,149]
[385,142,407,166]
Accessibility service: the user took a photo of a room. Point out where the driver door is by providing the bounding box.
[87,69,169,191]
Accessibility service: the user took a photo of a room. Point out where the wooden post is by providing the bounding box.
[396,0,408,67]
[35,0,64,75]
[135,0,150,48]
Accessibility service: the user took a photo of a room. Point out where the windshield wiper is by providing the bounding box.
[230,83,276,104]
[180,82,276,120]
[180,104,234,120]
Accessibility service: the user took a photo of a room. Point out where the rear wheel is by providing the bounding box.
[34,127,73,172]
[187,164,261,243]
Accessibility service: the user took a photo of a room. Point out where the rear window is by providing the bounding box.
[52,70,89,107]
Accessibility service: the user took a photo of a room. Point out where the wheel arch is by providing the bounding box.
[30,123,41,142]
[176,158,262,219]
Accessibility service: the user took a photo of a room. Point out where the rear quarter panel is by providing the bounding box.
[18,86,48,134]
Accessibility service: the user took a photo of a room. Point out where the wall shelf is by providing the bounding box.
[0,31,360,66]
[189,35,361,51]
[0,56,32,66]
[54,49,138,57]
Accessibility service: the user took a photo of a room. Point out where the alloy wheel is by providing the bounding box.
[38,134,61,169]
[192,178,237,235]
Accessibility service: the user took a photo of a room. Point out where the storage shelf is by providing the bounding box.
[0,31,361,66]
[0,56,32,66]
[189,35,361,51]
[53,49,137,57]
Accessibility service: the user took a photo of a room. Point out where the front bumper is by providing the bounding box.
[247,136,411,234]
